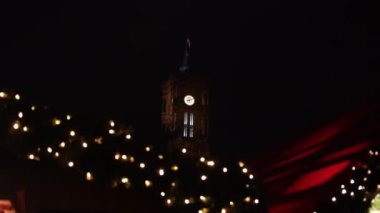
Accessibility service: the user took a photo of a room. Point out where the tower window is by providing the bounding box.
[183,112,188,137]
[162,99,167,113]
[183,112,194,138]
[202,92,208,106]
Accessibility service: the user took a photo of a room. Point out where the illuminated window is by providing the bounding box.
[183,112,194,138]
[189,112,194,138]
[183,112,188,137]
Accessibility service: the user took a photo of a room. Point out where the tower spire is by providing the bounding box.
[179,38,191,72]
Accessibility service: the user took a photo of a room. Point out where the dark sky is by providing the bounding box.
[0,0,378,157]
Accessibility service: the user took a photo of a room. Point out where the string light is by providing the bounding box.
[69,130,76,137]
[125,134,131,140]
[86,172,93,181]
[223,167,228,173]
[68,161,74,167]
[13,122,20,130]
[18,112,23,118]
[14,94,20,100]
[181,148,187,154]
[82,142,88,148]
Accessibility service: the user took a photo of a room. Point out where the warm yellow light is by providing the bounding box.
[31,105,36,111]
[223,167,228,173]
[129,156,135,163]
[28,154,35,160]
[68,161,74,167]
[352,166,356,171]
[114,153,120,160]
[350,179,355,184]
[171,165,179,171]
[244,196,251,203]
[200,195,207,202]
[53,118,61,126]
[121,177,129,183]
[14,94,21,100]
[60,142,66,148]
[110,120,115,127]
[201,175,207,181]
[109,129,115,134]
[207,161,215,167]
[13,122,20,130]
[54,152,60,157]
[47,147,53,153]
[145,146,151,152]
[66,114,71,120]
[181,148,187,154]
[171,182,176,187]
[22,126,28,132]
[200,157,205,162]
[184,199,190,204]
[245,184,250,188]
[358,185,364,190]
[221,208,227,213]
[341,189,347,194]
[139,163,146,169]
[242,168,248,173]
[350,191,354,197]
[82,142,88,148]
[198,210,203,213]
[229,201,234,206]
[95,137,103,144]
[239,161,245,168]
[18,112,23,118]
[125,134,131,140]
[158,154,164,160]
[69,130,76,137]
[249,174,254,179]
[160,192,166,197]
[254,199,260,204]
[145,180,152,187]
[0,91,6,98]
[331,197,336,202]
[86,172,93,181]
[166,199,172,206]
[368,170,372,175]
[122,154,128,160]
[158,168,165,176]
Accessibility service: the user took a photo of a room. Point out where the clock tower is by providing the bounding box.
[161,72,209,155]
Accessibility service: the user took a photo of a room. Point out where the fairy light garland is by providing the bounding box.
[0,89,265,212]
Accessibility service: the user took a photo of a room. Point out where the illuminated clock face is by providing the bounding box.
[184,95,195,106]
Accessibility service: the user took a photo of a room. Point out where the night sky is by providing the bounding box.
[0,1,378,158]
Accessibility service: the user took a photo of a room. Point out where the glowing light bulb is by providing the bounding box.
[184,199,190,204]
[201,175,207,181]
[0,91,6,98]
[47,147,53,153]
[15,94,20,100]
[28,154,35,160]
[200,195,207,202]
[341,189,347,194]
[122,154,127,160]
[160,192,166,197]
[125,134,131,140]
[223,167,228,173]
[221,208,227,213]
[207,161,215,167]
[181,148,187,154]
[166,199,172,206]
[239,161,245,168]
[171,165,179,171]
[54,152,60,157]
[331,197,336,202]
[158,169,165,176]
[66,114,71,120]
[242,168,248,173]
[158,154,164,160]
[110,120,115,127]
[68,161,74,167]
[82,142,88,148]
[145,180,152,187]
[60,142,66,148]
[109,129,115,134]
[254,199,260,204]
[13,122,20,130]
[114,153,120,160]
[200,157,205,162]
[86,172,93,181]
[69,130,75,137]
[249,174,254,179]
[22,126,28,132]
[53,119,61,126]
[121,177,129,183]
[31,105,36,111]
[145,146,151,152]
[18,112,23,118]
[244,196,251,203]
[139,163,145,169]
